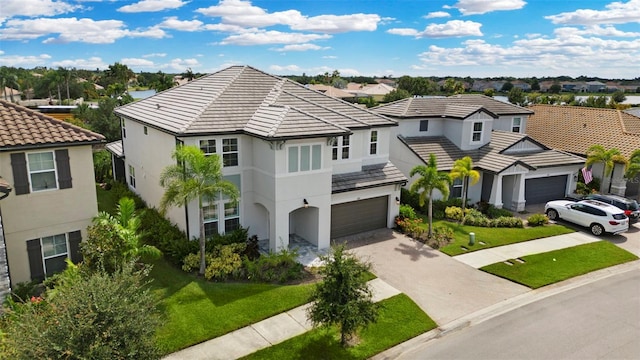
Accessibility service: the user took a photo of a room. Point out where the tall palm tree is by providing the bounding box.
[159,145,240,276]
[585,145,628,193]
[410,154,451,238]
[449,156,480,209]
[94,197,161,264]
[625,149,640,180]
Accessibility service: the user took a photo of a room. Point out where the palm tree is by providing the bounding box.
[409,154,451,238]
[625,149,640,180]
[585,145,628,193]
[449,156,480,210]
[159,145,240,276]
[151,71,178,92]
[0,66,19,102]
[94,197,161,263]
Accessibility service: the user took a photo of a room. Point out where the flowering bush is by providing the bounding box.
[395,217,424,238]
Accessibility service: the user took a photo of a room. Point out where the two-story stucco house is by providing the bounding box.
[373,95,586,211]
[111,66,405,252]
[0,100,104,299]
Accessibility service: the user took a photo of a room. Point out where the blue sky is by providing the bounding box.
[1,0,639,78]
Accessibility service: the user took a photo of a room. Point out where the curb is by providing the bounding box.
[371,259,640,360]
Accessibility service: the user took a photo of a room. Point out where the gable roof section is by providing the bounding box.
[526,104,640,158]
[332,162,407,193]
[115,66,396,138]
[400,130,583,174]
[373,94,533,118]
[0,99,105,151]
[244,104,350,139]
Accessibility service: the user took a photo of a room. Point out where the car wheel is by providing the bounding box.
[546,209,559,220]
[590,223,604,236]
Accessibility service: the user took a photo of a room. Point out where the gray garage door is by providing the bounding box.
[525,175,568,204]
[331,196,388,238]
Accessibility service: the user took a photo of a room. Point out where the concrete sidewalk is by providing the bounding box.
[452,231,601,268]
[163,278,401,360]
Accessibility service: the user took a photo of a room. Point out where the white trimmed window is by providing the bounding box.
[203,203,218,238]
[128,164,136,188]
[199,140,217,155]
[332,135,350,160]
[471,122,483,142]
[27,152,57,191]
[41,234,68,277]
[222,138,238,167]
[369,130,378,155]
[224,202,240,233]
[512,117,522,133]
[288,144,322,173]
[451,178,463,198]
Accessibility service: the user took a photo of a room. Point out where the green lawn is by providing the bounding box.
[150,259,316,354]
[481,241,638,289]
[95,184,119,213]
[241,294,436,360]
[433,220,575,256]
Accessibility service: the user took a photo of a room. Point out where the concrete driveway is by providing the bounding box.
[343,230,529,326]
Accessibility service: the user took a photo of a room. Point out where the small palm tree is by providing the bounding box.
[94,197,161,263]
[410,154,451,238]
[450,156,480,210]
[159,145,239,276]
[625,149,640,180]
[585,145,628,193]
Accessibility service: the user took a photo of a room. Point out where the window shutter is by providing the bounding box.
[26,239,45,281]
[10,153,30,195]
[68,230,83,263]
[55,149,72,189]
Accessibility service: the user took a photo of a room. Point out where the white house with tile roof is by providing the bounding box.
[112,66,405,252]
[373,95,586,211]
[0,100,104,299]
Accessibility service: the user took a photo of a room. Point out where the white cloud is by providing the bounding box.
[322,55,337,59]
[337,68,360,76]
[0,53,52,67]
[272,43,330,52]
[143,53,167,58]
[389,20,482,38]
[453,0,527,15]
[424,11,451,19]
[555,25,640,38]
[118,0,188,13]
[269,64,302,73]
[290,14,380,33]
[121,58,156,67]
[0,17,167,43]
[52,56,107,69]
[157,17,204,32]
[545,0,640,25]
[0,0,81,23]
[219,30,331,46]
[166,58,200,71]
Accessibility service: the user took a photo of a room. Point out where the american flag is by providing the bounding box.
[581,166,593,184]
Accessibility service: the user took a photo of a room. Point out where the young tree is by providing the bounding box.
[382,88,411,102]
[409,154,451,238]
[307,245,379,347]
[507,87,527,106]
[625,148,640,180]
[450,156,480,210]
[585,145,628,193]
[159,145,239,276]
[151,71,178,92]
[443,78,465,95]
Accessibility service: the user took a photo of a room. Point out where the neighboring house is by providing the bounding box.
[306,84,357,101]
[527,104,640,199]
[1,87,21,103]
[345,82,395,101]
[373,95,585,211]
[585,81,607,93]
[0,99,104,299]
[111,66,405,253]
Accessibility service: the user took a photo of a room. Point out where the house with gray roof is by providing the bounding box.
[373,95,585,211]
[0,99,104,302]
[111,66,405,252]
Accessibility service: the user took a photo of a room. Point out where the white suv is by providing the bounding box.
[545,199,629,236]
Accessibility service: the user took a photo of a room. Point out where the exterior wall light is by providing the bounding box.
[303,199,309,208]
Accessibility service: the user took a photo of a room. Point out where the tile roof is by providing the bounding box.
[306,84,355,99]
[373,94,533,118]
[0,99,105,151]
[105,140,124,157]
[527,104,640,158]
[114,66,396,139]
[332,162,407,193]
[400,130,584,174]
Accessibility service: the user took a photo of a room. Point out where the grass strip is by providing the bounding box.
[436,220,575,256]
[150,259,315,354]
[481,241,638,289]
[241,293,436,360]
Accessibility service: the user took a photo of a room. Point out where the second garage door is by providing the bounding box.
[331,196,388,239]
[525,175,567,204]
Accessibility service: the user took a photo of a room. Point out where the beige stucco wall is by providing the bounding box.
[0,145,98,284]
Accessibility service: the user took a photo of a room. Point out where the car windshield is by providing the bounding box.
[629,201,639,211]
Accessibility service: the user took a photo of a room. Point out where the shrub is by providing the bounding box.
[400,188,421,211]
[490,216,524,228]
[399,204,417,220]
[432,198,463,219]
[82,221,128,273]
[244,248,305,283]
[462,209,491,227]
[527,213,549,227]
[395,217,424,238]
[204,244,246,281]
[486,206,514,219]
[181,252,202,273]
[445,206,464,221]
[6,281,43,304]
[93,150,112,183]
[139,208,194,266]
[420,225,454,249]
